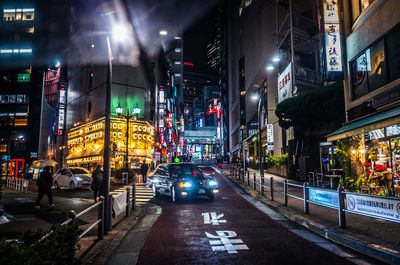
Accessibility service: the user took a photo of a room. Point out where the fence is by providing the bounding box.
[37,183,136,245]
[230,166,400,228]
[6,177,29,192]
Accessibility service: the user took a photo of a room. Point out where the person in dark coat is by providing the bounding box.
[35,166,54,209]
[91,165,104,202]
[140,163,149,183]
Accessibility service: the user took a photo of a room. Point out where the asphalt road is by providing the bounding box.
[136,167,368,265]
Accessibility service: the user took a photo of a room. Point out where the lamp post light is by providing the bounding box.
[115,103,138,170]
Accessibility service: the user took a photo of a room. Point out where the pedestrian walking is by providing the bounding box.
[140,163,149,183]
[91,165,104,202]
[35,166,54,209]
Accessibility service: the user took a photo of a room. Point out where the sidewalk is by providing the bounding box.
[220,164,400,264]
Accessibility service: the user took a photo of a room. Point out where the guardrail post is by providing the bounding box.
[270,177,274,201]
[338,186,346,228]
[260,175,264,195]
[253,173,256,190]
[98,196,104,240]
[303,183,309,214]
[107,194,113,232]
[126,187,131,217]
[132,183,135,211]
[68,210,76,224]
[241,169,244,182]
[284,180,288,206]
[247,171,250,186]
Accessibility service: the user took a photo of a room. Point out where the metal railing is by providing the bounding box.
[230,166,400,228]
[6,177,29,192]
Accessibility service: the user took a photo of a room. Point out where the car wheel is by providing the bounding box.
[208,192,215,200]
[171,186,179,202]
[54,181,60,190]
[152,184,159,196]
[69,181,75,190]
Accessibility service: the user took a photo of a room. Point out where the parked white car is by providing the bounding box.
[53,167,92,190]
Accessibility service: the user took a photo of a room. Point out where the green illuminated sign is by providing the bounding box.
[17,73,30,82]
[174,157,180,164]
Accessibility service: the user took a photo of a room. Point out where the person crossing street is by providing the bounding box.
[35,166,54,209]
[140,163,149,184]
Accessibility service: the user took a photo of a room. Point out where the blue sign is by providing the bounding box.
[308,188,339,208]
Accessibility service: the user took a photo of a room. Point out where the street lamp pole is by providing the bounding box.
[257,87,265,192]
[103,35,112,234]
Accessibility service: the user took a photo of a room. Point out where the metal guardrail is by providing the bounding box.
[36,182,136,245]
[230,166,400,228]
[5,177,29,192]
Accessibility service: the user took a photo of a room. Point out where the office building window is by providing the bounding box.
[350,24,400,100]
[351,0,375,23]
[0,95,28,104]
[386,26,400,82]
[3,8,34,21]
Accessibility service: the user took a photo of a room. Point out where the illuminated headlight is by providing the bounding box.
[151,179,161,183]
[208,180,218,186]
[179,182,192,188]
[75,177,82,181]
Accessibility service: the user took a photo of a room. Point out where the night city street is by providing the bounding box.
[1,0,400,264]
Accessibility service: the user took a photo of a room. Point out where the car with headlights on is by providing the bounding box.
[53,167,92,190]
[148,163,219,202]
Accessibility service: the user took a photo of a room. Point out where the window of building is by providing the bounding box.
[351,0,375,23]
[2,8,34,21]
[350,24,400,100]
[386,26,400,82]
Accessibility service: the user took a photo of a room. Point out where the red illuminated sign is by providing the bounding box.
[160,135,165,144]
[168,113,173,128]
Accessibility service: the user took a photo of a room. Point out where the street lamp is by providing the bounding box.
[115,103,137,170]
[102,23,130,234]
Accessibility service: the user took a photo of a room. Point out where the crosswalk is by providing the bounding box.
[134,183,154,206]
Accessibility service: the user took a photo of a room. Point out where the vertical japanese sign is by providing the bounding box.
[277,63,292,103]
[57,82,67,136]
[324,0,343,72]
[267,124,274,151]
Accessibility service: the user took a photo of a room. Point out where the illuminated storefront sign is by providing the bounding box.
[323,0,343,72]
[66,118,154,168]
[278,63,292,103]
[168,113,173,128]
[17,73,30,82]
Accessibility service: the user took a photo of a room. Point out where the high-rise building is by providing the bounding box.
[0,2,70,177]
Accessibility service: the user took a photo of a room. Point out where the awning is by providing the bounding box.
[326,106,400,141]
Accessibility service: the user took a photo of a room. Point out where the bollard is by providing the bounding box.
[303,183,309,214]
[253,173,256,190]
[126,187,131,217]
[98,196,104,240]
[338,186,346,228]
[260,176,264,195]
[68,210,77,224]
[270,177,274,201]
[132,183,136,211]
[284,180,288,206]
[247,171,250,186]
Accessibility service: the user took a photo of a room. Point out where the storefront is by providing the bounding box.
[327,107,400,196]
[66,117,154,171]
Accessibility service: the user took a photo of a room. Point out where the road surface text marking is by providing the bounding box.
[202,212,227,225]
[206,231,249,254]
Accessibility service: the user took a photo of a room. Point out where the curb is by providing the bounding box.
[215,167,400,265]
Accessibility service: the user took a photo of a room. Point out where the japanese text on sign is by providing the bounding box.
[277,63,292,103]
[346,194,400,222]
[323,0,342,72]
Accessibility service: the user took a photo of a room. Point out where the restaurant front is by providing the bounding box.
[66,117,154,171]
[327,107,400,196]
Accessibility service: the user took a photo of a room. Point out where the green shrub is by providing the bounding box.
[266,153,288,168]
[0,224,81,265]
[114,167,136,181]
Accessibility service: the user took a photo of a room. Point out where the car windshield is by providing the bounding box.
[70,168,90,174]
[169,164,203,178]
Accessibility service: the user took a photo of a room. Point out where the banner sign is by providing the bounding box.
[346,194,400,222]
[267,124,274,151]
[323,0,343,72]
[308,188,339,208]
[278,63,292,103]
